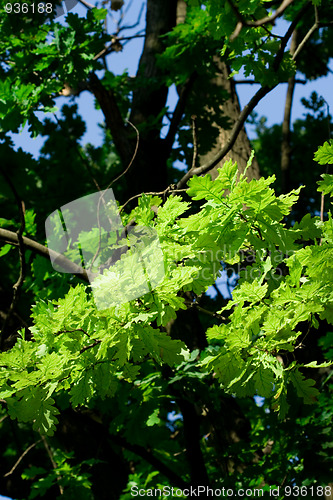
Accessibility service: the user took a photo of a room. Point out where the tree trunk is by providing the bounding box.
[176,0,259,183]
[281,30,298,193]
[197,57,260,181]
[126,0,178,197]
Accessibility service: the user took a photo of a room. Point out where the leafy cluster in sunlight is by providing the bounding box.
[1,147,332,438]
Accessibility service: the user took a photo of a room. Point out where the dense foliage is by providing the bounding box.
[1,0,333,499]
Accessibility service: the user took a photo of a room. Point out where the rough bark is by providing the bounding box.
[175,0,260,183]
[281,30,298,193]
[196,58,260,181]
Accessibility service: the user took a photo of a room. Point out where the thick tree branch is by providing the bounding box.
[129,0,178,127]
[0,229,90,283]
[175,397,210,486]
[234,78,306,85]
[88,72,133,168]
[229,0,295,41]
[176,85,273,188]
[164,72,197,153]
[78,0,94,8]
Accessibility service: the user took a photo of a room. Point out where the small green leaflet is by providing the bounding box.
[302,361,332,369]
[314,140,333,165]
[317,174,333,197]
[289,370,319,404]
[7,387,59,436]
[211,351,247,388]
[33,396,60,436]
[146,408,161,427]
[138,325,187,366]
[187,174,225,202]
[70,372,94,406]
[157,195,190,224]
[0,244,11,257]
[232,281,268,304]
[254,367,275,398]
[273,383,290,420]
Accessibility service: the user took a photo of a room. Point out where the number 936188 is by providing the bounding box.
[5,3,53,14]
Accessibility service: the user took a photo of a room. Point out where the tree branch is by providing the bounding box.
[88,72,133,168]
[190,115,198,170]
[234,78,306,85]
[110,434,189,489]
[164,72,197,153]
[176,85,273,188]
[0,228,90,283]
[292,6,333,60]
[229,0,295,41]
[77,0,94,8]
[4,439,42,477]
[0,168,26,349]
[40,434,64,496]
[176,397,211,485]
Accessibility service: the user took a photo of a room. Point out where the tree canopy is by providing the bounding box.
[0,0,333,499]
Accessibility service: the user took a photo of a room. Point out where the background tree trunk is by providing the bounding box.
[176,0,260,183]
[197,58,260,181]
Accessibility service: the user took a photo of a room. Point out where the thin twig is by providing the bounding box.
[118,2,145,32]
[213,283,224,299]
[89,121,139,270]
[193,303,226,320]
[80,340,101,354]
[40,434,64,496]
[292,24,317,60]
[0,168,26,349]
[77,0,94,9]
[234,78,306,85]
[106,120,139,189]
[120,187,187,213]
[56,328,90,337]
[94,33,146,61]
[273,2,310,71]
[4,440,42,477]
[291,7,333,60]
[191,115,198,170]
